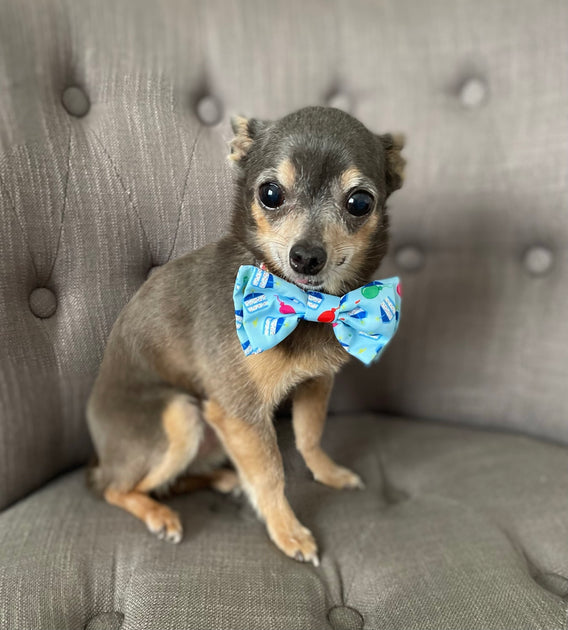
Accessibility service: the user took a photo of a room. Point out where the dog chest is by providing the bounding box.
[244,327,348,408]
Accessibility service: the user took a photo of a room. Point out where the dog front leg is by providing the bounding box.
[203,399,319,565]
[292,374,363,489]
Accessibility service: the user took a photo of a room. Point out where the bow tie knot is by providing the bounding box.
[233,265,401,365]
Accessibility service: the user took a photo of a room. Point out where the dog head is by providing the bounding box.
[229,106,405,295]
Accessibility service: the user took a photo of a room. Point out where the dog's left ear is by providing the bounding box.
[229,115,270,164]
[377,133,406,195]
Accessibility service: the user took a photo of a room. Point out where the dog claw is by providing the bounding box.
[145,506,183,544]
[166,530,182,544]
[270,522,319,566]
[294,549,320,567]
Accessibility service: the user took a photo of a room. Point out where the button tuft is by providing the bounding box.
[327,92,352,113]
[196,95,223,125]
[62,86,90,117]
[459,78,487,108]
[524,246,553,275]
[29,288,57,318]
[395,246,425,272]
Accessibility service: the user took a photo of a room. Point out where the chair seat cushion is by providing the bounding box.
[1,414,567,630]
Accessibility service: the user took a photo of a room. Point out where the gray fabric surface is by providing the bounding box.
[1,2,568,627]
[1,414,568,630]
[1,0,568,509]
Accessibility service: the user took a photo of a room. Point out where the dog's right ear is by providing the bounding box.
[229,116,269,163]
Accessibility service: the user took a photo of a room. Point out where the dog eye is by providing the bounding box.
[346,190,374,216]
[258,182,284,209]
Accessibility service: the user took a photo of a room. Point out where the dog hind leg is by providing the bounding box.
[100,394,204,543]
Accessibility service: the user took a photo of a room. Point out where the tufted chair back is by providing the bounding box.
[1,0,567,510]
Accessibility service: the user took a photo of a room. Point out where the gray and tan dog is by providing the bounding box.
[87,106,405,565]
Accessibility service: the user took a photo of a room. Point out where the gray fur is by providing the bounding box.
[87,106,404,497]
[231,106,400,288]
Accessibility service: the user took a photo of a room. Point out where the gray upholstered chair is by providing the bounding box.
[1,1,567,628]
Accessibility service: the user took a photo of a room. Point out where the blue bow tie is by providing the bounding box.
[233,265,401,365]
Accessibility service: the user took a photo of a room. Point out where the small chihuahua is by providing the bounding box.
[87,106,405,565]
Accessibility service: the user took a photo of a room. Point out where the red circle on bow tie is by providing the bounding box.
[318,307,338,323]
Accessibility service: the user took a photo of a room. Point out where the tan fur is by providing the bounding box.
[104,487,183,542]
[251,200,273,240]
[321,212,380,292]
[348,212,380,271]
[136,396,202,493]
[277,158,296,190]
[340,166,364,192]
[292,375,363,489]
[229,115,253,162]
[251,200,307,272]
[347,211,380,252]
[251,200,305,243]
[204,399,318,564]
[245,340,347,406]
[245,347,315,406]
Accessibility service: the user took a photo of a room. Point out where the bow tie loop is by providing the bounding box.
[233,265,401,365]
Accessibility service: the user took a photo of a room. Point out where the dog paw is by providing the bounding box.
[314,464,364,490]
[145,505,183,544]
[269,521,319,566]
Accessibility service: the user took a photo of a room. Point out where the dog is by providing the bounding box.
[86,106,405,565]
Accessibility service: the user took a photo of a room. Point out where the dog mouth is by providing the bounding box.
[288,255,349,291]
[266,252,324,291]
[290,274,325,291]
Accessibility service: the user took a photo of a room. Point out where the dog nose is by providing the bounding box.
[289,240,327,275]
